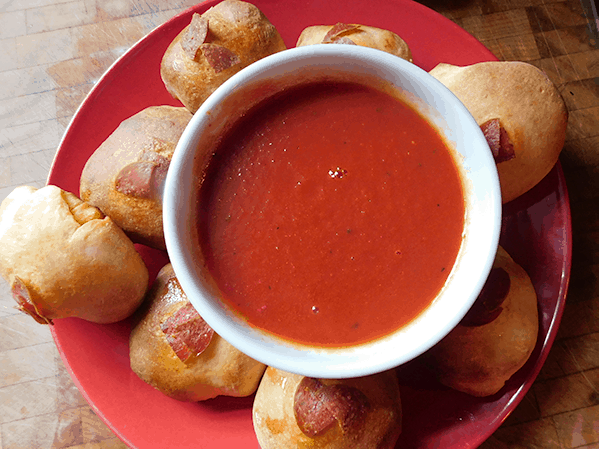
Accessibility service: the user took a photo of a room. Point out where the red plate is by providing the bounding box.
[48,0,572,447]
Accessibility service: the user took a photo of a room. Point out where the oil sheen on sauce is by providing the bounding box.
[197,81,465,346]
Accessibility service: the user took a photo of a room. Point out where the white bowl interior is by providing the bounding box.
[164,45,501,379]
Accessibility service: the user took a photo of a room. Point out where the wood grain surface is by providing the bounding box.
[0,0,597,447]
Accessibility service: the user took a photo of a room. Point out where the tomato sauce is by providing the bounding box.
[197,82,465,346]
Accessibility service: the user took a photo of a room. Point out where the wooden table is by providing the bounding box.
[0,0,597,447]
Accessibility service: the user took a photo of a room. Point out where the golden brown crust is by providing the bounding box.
[0,185,149,324]
[429,61,568,203]
[80,105,192,250]
[129,263,266,402]
[252,367,402,448]
[160,0,287,114]
[296,24,412,62]
[423,245,539,397]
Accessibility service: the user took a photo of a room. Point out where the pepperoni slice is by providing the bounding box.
[115,161,155,199]
[160,301,214,362]
[332,36,357,45]
[480,119,516,163]
[182,13,209,60]
[200,43,241,73]
[11,276,51,325]
[115,150,170,200]
[293,377,370,437]
[461,267,511,327]
[322,23,360,43]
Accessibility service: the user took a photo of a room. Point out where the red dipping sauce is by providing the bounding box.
[197,81,465,347]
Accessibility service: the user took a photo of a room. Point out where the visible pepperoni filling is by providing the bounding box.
[331,36,357,45]
[322,23,360,43]
[480,119,516,164]
[293,377,370,437]
[200,43,241,73]
[11,276,51,325]
[182,13,209,60]
[115,150,170,200]
[160,300,214,362]
[180,13,240,72]
[461,267,511,327]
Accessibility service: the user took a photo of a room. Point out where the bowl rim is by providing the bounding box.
[163,44,502,378]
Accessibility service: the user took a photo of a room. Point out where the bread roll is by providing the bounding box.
[129,263,266,401]
[80,105,192,250]
[161,0,286,114]
[296,23,412,62]
[0,185,148,324]
[253,367,402,448]
[429,61,568,203]
[423,245,539,397]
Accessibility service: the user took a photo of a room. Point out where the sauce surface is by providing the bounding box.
[198,82,465,346]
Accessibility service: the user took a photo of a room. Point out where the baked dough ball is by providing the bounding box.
[253,367,402,449]
[296,23,412,62]
[423,245,539,397]
[130,263,266,402]
[429,61,568,203]
[80,105,192,250]
[0,185,148,324]
[161,0,287,114]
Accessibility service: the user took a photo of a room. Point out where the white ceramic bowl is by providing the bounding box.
[163,45,501,379]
